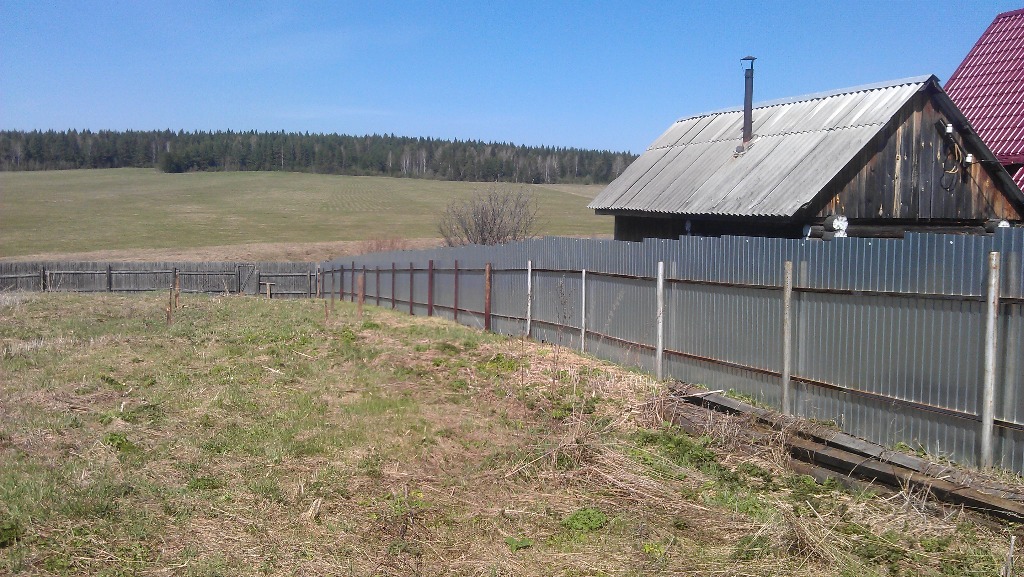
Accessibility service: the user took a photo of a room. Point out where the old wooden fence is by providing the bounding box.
[0,261,318,298]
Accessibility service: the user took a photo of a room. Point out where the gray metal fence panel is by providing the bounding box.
[322,229,1024,473]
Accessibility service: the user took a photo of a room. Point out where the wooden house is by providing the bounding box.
[589,75,1024,240]
[945,8,1024,192]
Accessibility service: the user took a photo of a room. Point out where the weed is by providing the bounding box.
[641,541,667,558]
[248,477,286,504]
[433,342,461,355]
[358,449,384,479]
[562,507,607,533]
[0,515,24,548]
[103,432,140,454]
[505,536,533,552]
[186,476,223,492]
[634,426,725,479]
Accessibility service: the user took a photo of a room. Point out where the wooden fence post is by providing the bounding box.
[107,264,113,292]
[484,263,492,331]
[409,262,415,315]
[453,260,460,322]
[351,260,356,302]
[167,285,173,325]
[357,272,365,317]
[782,261,793,416]
[427,260,434,317]
[40,267,46,292]
[656,261,664,380]
[174,268,181,309]
[376,266,381,307]
[391,263,396,309]
[981,251,1000,469]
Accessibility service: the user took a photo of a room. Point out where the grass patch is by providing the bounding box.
[0,292,1015,575]
[0,169,610,257]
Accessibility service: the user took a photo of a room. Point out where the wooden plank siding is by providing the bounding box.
[812,89,1021,222]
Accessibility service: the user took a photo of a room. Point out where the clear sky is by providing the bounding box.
[2,0,1020,154]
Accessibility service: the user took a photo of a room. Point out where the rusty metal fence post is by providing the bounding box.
[427,260,434,317]
[409,262,415,315]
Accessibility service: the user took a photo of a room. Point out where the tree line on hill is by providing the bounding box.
[0,130,637,184]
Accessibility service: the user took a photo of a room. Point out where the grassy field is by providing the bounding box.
[1,292,1018,576]
[0,169,611,259]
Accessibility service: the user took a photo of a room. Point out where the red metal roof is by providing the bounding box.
[945,8,1024,176]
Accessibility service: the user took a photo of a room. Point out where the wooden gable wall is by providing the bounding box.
[811,89,1021,222]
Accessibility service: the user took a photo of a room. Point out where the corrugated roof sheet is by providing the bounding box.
[589,77,931,217]
[945,8,1024,167]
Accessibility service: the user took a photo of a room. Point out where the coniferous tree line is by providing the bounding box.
[0,129,636,184]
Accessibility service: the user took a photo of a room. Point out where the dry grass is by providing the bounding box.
[0,238,446,264]
[0,292,1020,576]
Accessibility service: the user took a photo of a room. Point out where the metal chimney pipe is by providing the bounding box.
[741,56,756,150]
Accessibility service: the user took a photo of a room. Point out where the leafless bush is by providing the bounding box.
[356,237,412,254]
[438,184,537,246]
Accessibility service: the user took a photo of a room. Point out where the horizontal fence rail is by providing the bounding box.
[322,230,1024,474]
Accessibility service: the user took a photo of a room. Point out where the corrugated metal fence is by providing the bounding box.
[0,261,318,298]
[322,230,1024,474]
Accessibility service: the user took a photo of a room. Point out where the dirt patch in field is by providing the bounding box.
[0,238,445,263]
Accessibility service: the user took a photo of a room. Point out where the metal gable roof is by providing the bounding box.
[945,8,1024,169]
[589,77,931,218]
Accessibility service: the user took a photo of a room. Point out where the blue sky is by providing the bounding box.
[1,1,1019,154]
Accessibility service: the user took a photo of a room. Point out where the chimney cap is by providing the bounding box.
[741,55,756,61]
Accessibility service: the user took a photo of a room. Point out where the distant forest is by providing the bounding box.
[0,130,637,184]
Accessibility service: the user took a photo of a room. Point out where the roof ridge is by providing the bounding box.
[994,7,1024,19]
[680,75,935,123]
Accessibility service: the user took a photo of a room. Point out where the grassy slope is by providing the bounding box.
[0,292,1015,576]
[0,169,611,257]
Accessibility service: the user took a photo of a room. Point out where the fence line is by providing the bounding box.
[0,261,318,298]
[323,230,1024,474]
[4,232,1022,474]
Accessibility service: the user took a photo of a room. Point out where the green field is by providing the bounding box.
[0,169,611,258]
[0,292,1016,575]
